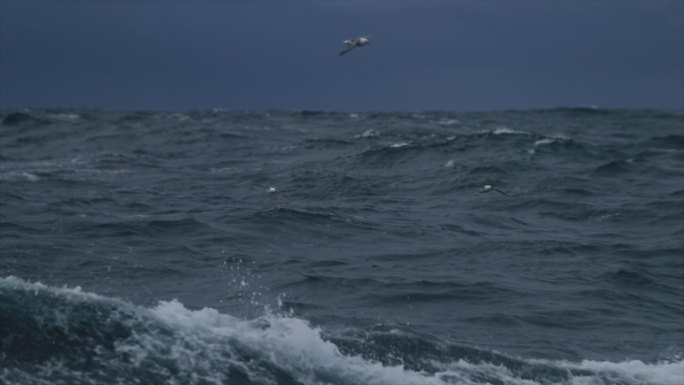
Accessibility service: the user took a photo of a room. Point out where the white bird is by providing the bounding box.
[339,36,371,56]
[480,185,509,196]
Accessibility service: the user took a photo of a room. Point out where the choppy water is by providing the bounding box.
[1,108,683,384]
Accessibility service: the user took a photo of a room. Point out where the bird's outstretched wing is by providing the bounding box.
[338,46,355,56]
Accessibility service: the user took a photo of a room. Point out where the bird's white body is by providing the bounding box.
[344,37,370,46]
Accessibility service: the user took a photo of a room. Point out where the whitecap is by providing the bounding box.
[4,276,682,385]
[356,129,380,139]
[438,119,460,126]
[534,135,570,147]
[151,299,447,385]
[534,138,556,146]
[50,113,80,121]
[0,171,39,182]
[169,113,191,122]
[390,142,410,148]
[491,127,528,135]
[560,358,684,385]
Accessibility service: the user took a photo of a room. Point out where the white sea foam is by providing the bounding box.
[534,135,570,147]
[559,359,684,385]
[356,129,380,138]
[50,113,80,121]
[390,142,410,148]
[150,299,445,385]
[1,275,110,302]
[169,113,191,122]
[147,299,684,385]
[534,138,557,146]
[0,171,39,182]
[438,119,460,126]
[3,276,682,385]
[491,127,528,135]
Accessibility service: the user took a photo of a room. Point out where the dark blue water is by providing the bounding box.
[1,108,683,384]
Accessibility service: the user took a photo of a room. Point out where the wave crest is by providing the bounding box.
[1,276,681,385]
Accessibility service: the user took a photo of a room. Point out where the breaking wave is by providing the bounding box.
[1,277,680,385]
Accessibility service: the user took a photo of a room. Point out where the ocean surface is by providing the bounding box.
[1,108,683,385]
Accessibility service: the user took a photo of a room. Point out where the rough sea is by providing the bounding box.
[1,108,683,385]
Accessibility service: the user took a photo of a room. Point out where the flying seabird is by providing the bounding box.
[338,36,371,56]
[480,185,509,196]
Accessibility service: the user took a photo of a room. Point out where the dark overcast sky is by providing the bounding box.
[1,1,682,111]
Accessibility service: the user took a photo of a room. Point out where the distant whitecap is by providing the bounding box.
[492,127,528,135]
[534,138,556,146]
[356,129,380,138]
[390,142,410,148]
[438,119,460,126]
